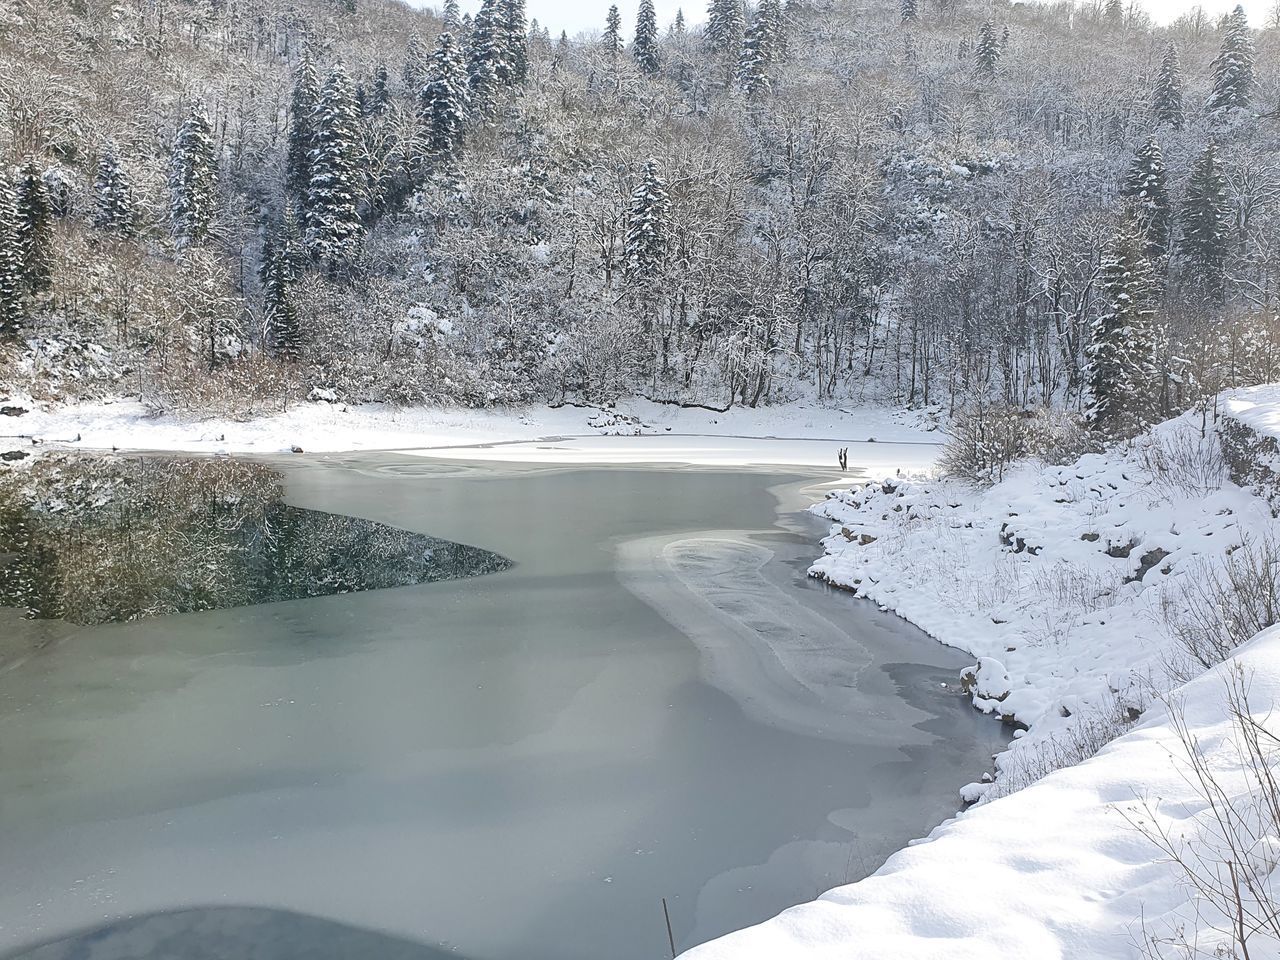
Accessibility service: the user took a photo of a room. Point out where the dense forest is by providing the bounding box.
[0,0,1277,435]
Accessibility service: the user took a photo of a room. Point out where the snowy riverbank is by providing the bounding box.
[686,403,1280,959]
[0,395,940,469]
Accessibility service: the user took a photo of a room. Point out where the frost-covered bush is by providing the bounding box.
[940,403,1092,483]
[1138,422,1229,497]
[1164,533,1280,680]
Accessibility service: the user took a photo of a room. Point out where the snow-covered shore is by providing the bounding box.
[0,395,939,469]
[686,403,1280,960]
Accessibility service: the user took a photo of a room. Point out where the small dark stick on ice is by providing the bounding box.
[662,897,676,958]
[837,447,848,471]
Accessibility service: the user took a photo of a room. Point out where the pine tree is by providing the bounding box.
[500,0,528,84]
[1104,0,1123,26]
[306,67,363,268]
[761,0,787,60]
[168,102,218,246]
[262,208,303,359]
[287,52,320,205]
[1153,42,1184,130]
[634,0,660,74]
[1086,217,1158,437]
[624,159,669,282]
[1121,135,1171,259]
[468,0,508,116]
[739,12,771,96]
[1207,4,1254,110]
[673,8,686,33]
[442,0,462,32]
[421,31,469,165]
[93,148,136,237]
[13,162,53,294]
[706,0,744,59]
[901,0,918,24]
[404,36,426,94]
[0,178,23,337]
[974,20,1000,76]
[604,5,623,56]
[371,64,392,114]
[1181,140,1231,301]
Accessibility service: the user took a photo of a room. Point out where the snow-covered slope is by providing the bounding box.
[686,409,1280,960]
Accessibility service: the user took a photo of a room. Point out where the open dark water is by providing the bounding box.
[0,453,1001,960]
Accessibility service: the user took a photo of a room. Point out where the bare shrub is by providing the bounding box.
[941,403,1093,484]
[987,684,1149,801]
[1163,534,1280,682]
[1140,426,1230,498]
[1126,669,1280,960]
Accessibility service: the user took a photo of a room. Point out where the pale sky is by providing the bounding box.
[420,0,1271,37]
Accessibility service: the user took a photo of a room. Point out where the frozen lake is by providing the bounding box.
[0,453,1000,960]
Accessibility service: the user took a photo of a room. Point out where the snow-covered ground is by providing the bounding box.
[686,408,1280,960]
[0,395,939,468]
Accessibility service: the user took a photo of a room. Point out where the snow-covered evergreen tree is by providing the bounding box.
[901,0,918,24]
[604,5,623,56]
[468,0,508,116]
[499,0,528,84]
[1207,5,1254,110]
[287,53,319,207]
[706,0,744,61]
[1086,217,1158,437]
[306,67,363,268]
[762,0,787,60]
[0,178,23,336]
[442,0,462,32]
[634,0,660,74]
[168,102,218,246]
[13,162,53,294]
[93,148,135,237]
[1121,135,1171,259]
[262,208,303,359]
[403,36,426,94]
[421,31,469,165]
[624,159,669,283]
[1180,140,1231,301]
[673,8,686,33]
[370,64,392,114]
[1153,42,1184,129]
[974,20,1000,76]
[739,12,771,97]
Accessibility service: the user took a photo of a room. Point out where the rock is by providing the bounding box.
[959,657,1011,702]
[0,406,28,417]
[290,445,304,454]
[1080,532,1100,542]
[858,533,878,546]
[1126,547,1171,584]
[959,781,991,804]
[0,450,29,461]
[1106,538,1138,559]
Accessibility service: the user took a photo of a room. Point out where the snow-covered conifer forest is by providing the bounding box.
[0,0,1276,424]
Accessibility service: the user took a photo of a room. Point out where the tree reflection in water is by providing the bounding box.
[0,455,510,624]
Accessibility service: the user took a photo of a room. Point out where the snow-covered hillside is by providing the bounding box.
[686,403,1280,959]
